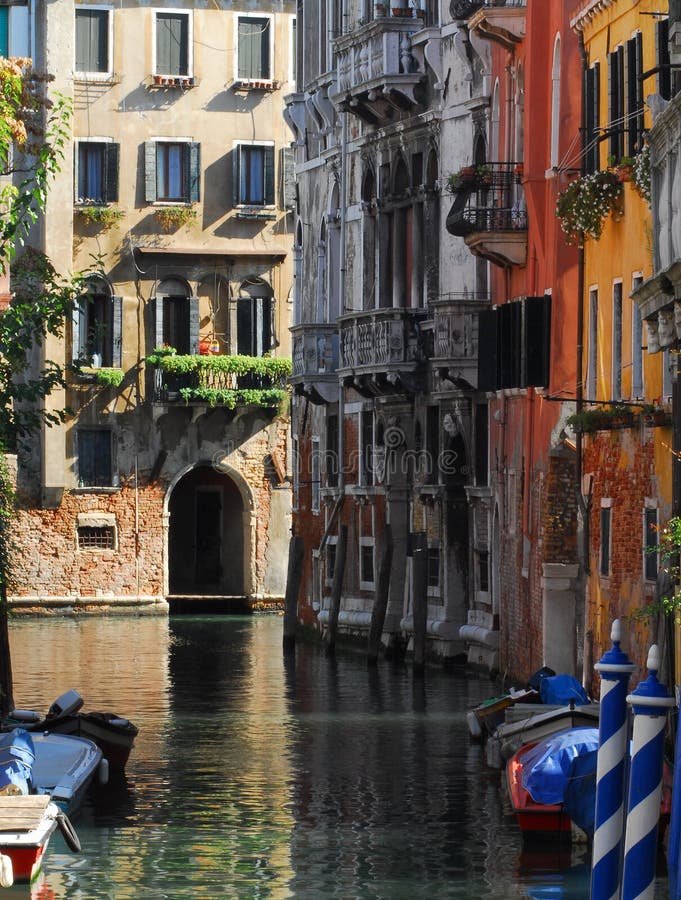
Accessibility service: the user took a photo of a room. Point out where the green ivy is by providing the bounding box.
[94,367,124,387]
[146,350,292,382]
[177,387,287,409]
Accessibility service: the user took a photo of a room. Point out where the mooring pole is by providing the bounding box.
[282,535,304,655]
[621,644,675,900]
[326,524,347,656]
[367,524,393,666]
[412,532,428,674]
[590,619,635,900]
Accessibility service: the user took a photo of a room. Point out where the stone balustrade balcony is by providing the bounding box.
[329,16,427,126]
[430,293,488,391]
[290,324,341,404]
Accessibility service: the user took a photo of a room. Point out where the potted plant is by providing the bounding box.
[556,169,624,246]
[642,404,670,427]
[566,404,636,434]
[75,204,124,232]
[154,205,197,232]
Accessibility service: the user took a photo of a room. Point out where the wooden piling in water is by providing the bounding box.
[367,524,393,666]
[412,531,428,674]
[326,524,347,656]
[282,535,304,655]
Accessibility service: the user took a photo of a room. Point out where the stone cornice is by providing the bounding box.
[570,0,614,33]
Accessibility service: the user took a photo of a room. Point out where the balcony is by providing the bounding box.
[290,324,341,404]
[465,0,526,50]
[338,307,428,396]
[329,17,426,126]
[430,294,489,391]
[445,163,527,268]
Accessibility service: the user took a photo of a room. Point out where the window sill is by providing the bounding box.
[74,72,119,85]
[233,79,281,92]
[73,486,120,494]
[235,207,277,220]
[148,75,196,90]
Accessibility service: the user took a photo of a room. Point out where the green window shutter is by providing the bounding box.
[238,17,269,79]
[144,142,157,203]
[75,10,107,73]
[188,297,200,355]
[0,9,8,58]
[264,147,275,205]
[111,296,123,368]
[155,295,165,349]
[157,13,188,76]
[235,145,243,204]
[281,147,296,209]
[188,143,201,202]
[103,143,119,203]
[237,298,253,355]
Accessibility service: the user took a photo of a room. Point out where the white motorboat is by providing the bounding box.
[31,732,108,814]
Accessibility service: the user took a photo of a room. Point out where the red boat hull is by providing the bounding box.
[0,843,48,883]
[506,743,572,838]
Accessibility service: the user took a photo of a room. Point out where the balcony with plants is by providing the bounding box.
[329,6,428,126]
[147,347,291,410]
[338,307,428,395]
[290,324,341,405]
[445,162,527,267]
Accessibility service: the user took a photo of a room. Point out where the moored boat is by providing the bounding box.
[31,732,107,815]
[0,794,79,886]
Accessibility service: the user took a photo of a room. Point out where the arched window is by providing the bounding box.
[515,63,525,167]
[237,277,273,357]
[362,168,377,310]
[154,277,198,356]
[491,79,500,161]
[550,36,561,169]
[73,274,122,367]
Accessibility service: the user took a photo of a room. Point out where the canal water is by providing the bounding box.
[6,615,669,898]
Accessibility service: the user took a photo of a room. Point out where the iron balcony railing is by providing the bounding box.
[451,0,526,17]
[446,162,527,238]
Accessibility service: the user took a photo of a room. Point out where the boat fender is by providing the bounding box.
[0,852,13,888]
[56,813,81,853]
[98,757,109,786]
[8,709,41,723]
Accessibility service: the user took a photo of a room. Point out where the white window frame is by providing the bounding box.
[74,5,114,81]
[152,8,193,79]
[149,136,195,205]
[234,12,275,85]
[631,273,644,399]
[4,4,29,58]
[550,34,561,170]
[75,137,115,204]
[612,279,623,401]
[600,498,613,578]
[587,286,598,400]
[663,347,673,403]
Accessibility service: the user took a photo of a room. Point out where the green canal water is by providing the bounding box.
[6,615,669,898]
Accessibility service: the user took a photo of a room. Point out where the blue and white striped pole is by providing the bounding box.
[621,644,675,900]
[668,687,681,898]
[590,619,635,900]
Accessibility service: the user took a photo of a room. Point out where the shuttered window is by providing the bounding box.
[237,296,272,357]
[584,63,600,174]
[153,295,199,356]
[144,141,200,203]
[476,296,551,392]
[626,34,644,157]
[72,292,122,368]
[156,13,189,77]
[75,142,119,204]
[525,295,552,388]
[75,9,109,73]
[78,429,113,488]
[281,146,296,209]
[656,18,671,101]
[608,46,625,162]
[236,144,275,206]
[237,16,271,80]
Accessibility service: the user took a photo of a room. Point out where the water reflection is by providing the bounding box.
[7,616,669,898]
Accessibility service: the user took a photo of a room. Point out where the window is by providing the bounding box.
[631,275,643,399]
[612,282,622,400]
[235,143,275,207]
[0,4,29,59]
[236,291,272,357]
[311,437,320,514]
[73,286,122,368]
[75,141,119,204]
[550,36,561,169]
[78,429,114,488]
[144,141,200,203]
[587,288,598,400]
[600,503,612,577]
[608,47,625,163]
[584,63,600,174]
[326,413,339,488]
[657,18,671,101]
[360,409,374,487]
[155,11,191,77]
[326,538,337,583]
[154,292,199,356]
[644,505,658,582]
[360,539,375,589]
[75,8,111,75]
[476,296,551,392]
[237,15,272,81]
[626,34,644,156]
[77,526,115,551]
[427,546,440,590]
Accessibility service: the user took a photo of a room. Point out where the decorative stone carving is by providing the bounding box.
[658,307,676,347]
[646,317,661,354]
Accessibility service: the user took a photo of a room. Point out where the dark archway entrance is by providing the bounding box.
[168,465,245,600]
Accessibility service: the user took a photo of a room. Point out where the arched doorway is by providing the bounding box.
[168,464,245,596]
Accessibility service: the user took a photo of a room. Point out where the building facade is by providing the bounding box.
[9,1,296,613]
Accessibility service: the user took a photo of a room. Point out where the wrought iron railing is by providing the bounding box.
[446,162,527,237]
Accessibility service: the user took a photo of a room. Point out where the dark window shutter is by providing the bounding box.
[657,19,671,100]
[237,297,253,355]
[111,295,123,367]
[189,296,200,355]
[235,145,243,204]
[76,10,107,73]
[585,64,599,173]
[238,17,269,80]
[189,143,201,202]
[261,297,272,354]
[626,34,644,156]
[157,13,188,76]
[477,308,498,392]
[264,146,275,205]
[103,143,119,203]
[281,146,296,209]
[144,142,157,203]
[155,295,165,349]
[524,295,552,388]
[499,302,522,389]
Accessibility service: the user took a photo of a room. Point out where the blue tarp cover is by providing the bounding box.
[539,673,589,706]
[0,728,35,795]
[521,727,600,806]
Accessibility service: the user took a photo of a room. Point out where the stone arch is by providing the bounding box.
[163,460,256,599]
